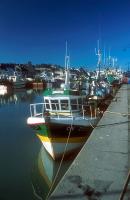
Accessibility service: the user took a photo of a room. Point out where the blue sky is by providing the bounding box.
[0,0,130,69]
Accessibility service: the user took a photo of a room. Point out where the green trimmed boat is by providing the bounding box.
[27,44,100,159]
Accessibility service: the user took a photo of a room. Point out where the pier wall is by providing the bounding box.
[49,84,130,200]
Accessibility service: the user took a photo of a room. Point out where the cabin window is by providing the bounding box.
[60,100,69,110]
[70,99,77,110]
[51,100,59,110]
[45,99,50,109]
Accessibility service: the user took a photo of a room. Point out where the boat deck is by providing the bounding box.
[49,84,130,200]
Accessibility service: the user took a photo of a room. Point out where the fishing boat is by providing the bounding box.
[8,72,26,89]
[88,79,111,101]
[27,44,101,160]
[0,85,7,95]
[88,42,111,101]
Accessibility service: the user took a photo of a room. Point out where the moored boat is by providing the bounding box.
[88,42,112,101]
[8,73,26,89]
[0,85,7,95]
[27,89,98,159]
[27,44,101,160]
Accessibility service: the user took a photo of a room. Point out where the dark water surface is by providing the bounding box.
[0,86,119,200]
[0,89,74,200]
[0,90,43,200]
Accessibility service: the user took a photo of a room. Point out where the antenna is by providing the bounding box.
[108,47,111,67]
[64,41,70,90]
[112,57,117,68]
[65,41,70,71]
[103,45,106,66]
[95,40,102,79]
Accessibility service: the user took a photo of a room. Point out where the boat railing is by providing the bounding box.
[30,103,45,118]
[29,102,98,119]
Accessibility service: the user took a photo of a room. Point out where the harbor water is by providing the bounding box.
[0,86,119,200]
[0,89,77,200]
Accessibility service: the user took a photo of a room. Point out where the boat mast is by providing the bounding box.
[95,40,101,79]
[112,57,117,69]
[64,41,70,90]
[103,45,106,66]
[108,47,111,68]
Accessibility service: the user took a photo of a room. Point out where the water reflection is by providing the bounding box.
[0,88,45,200]
[31,146,76,199]
[0,88,78,199]
[0,89,44,105]
[0,85,120,199]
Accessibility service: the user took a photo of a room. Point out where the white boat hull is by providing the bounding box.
[27,115,99,160]
[27,115,99,128]
[0,85,7,95]
[49,116,99,127]
[37,134,88,160]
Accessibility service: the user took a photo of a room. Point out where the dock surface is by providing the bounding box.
[49,84,130,200]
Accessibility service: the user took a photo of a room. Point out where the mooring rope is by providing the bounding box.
[31,182,43,200]
[46,120,74,200]
[105,110,130,116]
[46,100,129,199]
[119,170,130,200]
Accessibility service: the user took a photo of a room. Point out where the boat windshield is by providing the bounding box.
[60,100,69,110]
[44,96,86,112]
[51,100,60,110]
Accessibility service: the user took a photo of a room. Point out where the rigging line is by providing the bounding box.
[89,108,95,129]
[95,120,130,128]
[105,110,130,116]
[89,122,95,129]
[119,170,130,200]
[46,120,74,200]
[31,182,43,200]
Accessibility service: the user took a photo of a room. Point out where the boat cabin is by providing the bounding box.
[43,90,87,114]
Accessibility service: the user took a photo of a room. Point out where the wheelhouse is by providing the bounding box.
[44,95,87,113]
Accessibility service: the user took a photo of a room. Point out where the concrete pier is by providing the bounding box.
[49,84,130,200]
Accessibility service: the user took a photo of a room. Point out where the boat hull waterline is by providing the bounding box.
[27,116,98,160]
